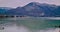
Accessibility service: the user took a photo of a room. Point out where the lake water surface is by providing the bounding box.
[0,17,60,32]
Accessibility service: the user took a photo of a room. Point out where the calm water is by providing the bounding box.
[0,17,60,32]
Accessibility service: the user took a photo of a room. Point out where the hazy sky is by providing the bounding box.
[0,0,60,8]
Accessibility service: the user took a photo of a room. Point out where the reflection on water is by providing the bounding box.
[0,17,60,32]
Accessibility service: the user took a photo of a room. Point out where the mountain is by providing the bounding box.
[23,2,59,17]
[0,7,13,15]
[6,7,27,16]
[53,6,60,17]
[0,7,13,10]
[4,2,60,17]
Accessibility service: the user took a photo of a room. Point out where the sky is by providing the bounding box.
[0,0,60,8]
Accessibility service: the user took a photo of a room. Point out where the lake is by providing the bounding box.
[0,17,60,32]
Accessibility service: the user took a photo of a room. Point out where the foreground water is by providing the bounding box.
[0,17,60,32]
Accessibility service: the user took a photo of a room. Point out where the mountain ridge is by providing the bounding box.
[0,2,60,17]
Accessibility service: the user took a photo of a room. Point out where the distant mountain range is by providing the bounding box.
[0,2,60,17]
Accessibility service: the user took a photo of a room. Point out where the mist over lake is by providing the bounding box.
[0,17,60,32]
